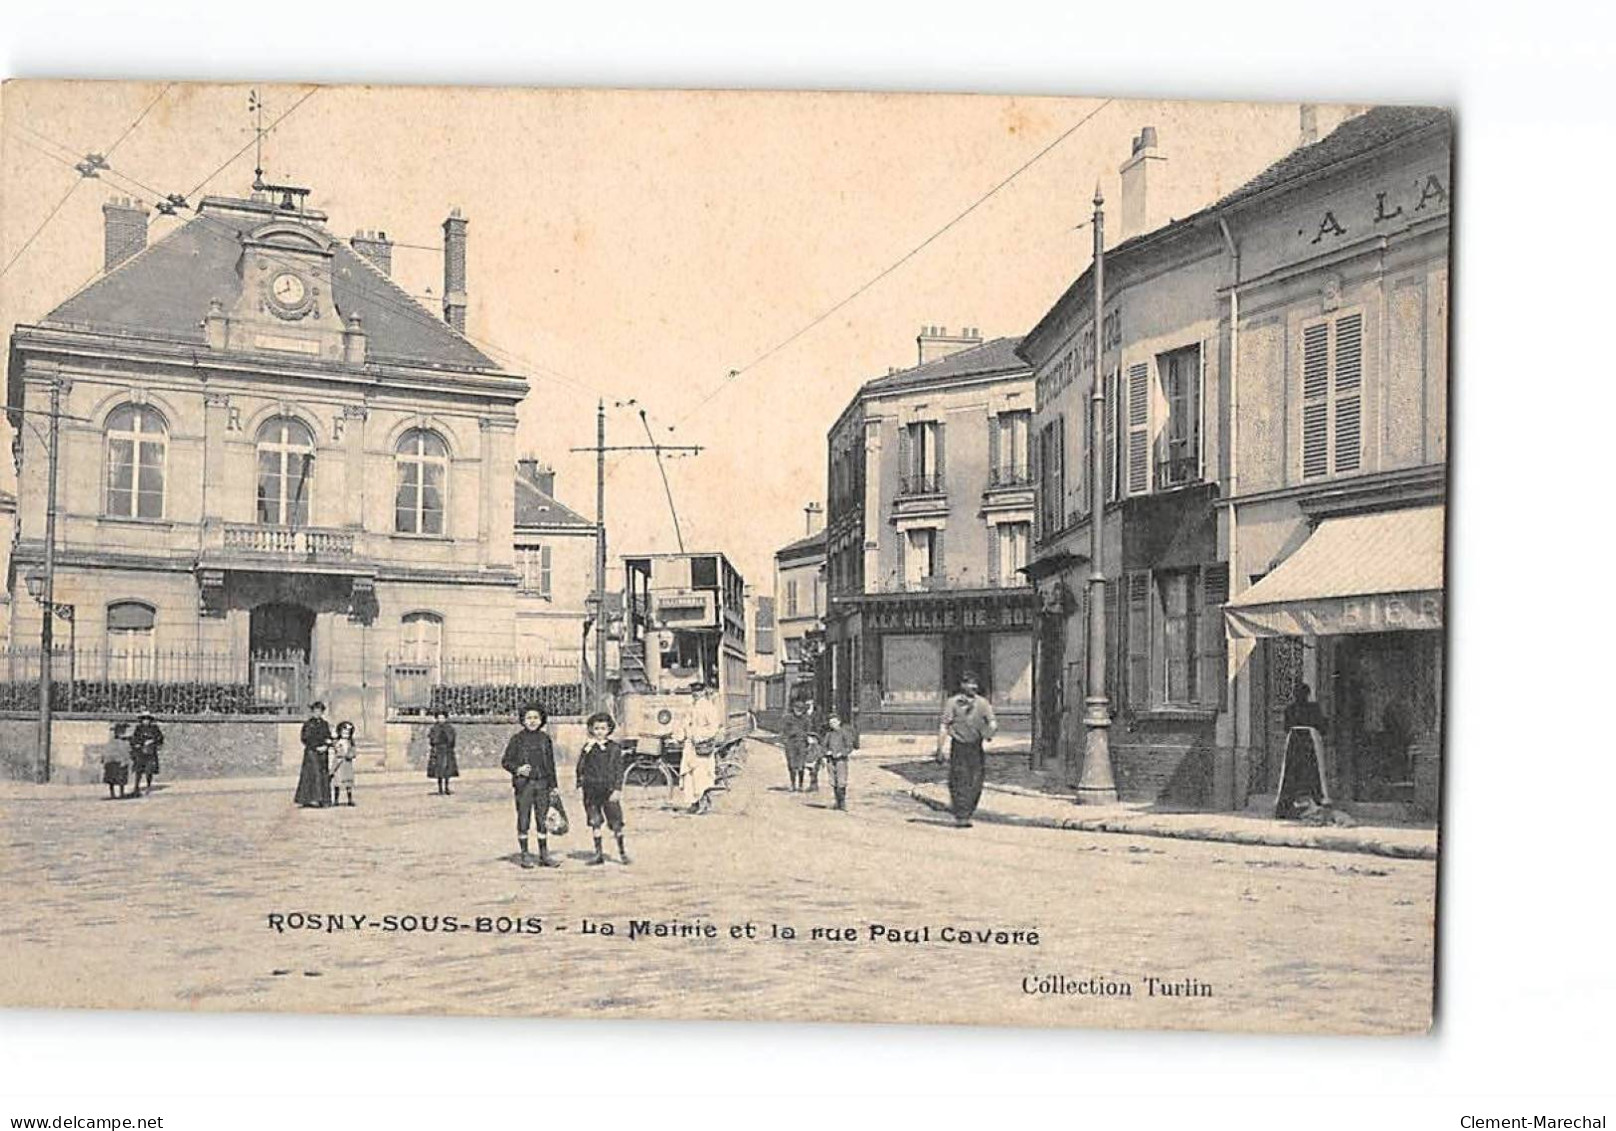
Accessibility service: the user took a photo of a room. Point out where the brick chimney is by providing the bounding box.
[352,229,394,276]
[442,207,468,332]
[916,324,982,366]
[1118,126,1168,241]
[518,458,556,497]
[102,197,149,271]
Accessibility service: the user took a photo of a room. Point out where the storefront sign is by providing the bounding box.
[1225,589,1442,638]
[866,598,1034,634]
[1305,172,1448,246]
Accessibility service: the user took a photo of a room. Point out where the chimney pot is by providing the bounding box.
[352,228,395,277]
[442,208,469,332]
[102,196,150,271]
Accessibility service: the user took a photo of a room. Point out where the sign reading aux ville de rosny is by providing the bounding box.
[1304,171,1449,246]
[865,599,1035,634]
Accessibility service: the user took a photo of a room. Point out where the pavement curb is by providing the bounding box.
[905,786,1437,861]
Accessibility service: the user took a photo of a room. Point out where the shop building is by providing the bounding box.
[824,327,1036,739]
[1220,107,1450,817]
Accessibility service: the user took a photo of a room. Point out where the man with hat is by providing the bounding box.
[937,671,996,828]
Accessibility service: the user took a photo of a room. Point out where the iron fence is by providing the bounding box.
[385,650,587,719]
[0,645,312,716]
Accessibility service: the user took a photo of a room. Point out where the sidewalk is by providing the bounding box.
[879,750,1438,861]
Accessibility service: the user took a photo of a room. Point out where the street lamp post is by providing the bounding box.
[31,377,65,784]
[1076,185,1119,805]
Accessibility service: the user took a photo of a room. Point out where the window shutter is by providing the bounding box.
[1055,414,1066,523]
[1031,425,1044,538]
[1333,313,1363,474]
[897,424,912,487]
[1197,341,1209,482]
[541,545,553,600]
[987,415,1001,483]
[932,526,946,582]
[933,423,946,489]
[1126,570,1151,709]
[1199,564,1230,708]
[1103,370,1118,502]
[897,529,908,589]
[1126,362,1150,495]
[988,525,1000,587]
[1104,578,1120,705]
[1301,322,1330,479]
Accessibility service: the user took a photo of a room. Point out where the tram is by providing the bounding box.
[613,551,752,761]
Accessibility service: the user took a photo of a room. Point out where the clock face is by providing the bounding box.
[270,272,307,307]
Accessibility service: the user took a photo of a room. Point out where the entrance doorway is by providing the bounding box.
[249,602,314,711]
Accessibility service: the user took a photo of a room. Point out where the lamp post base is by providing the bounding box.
[1073,701,1118,805]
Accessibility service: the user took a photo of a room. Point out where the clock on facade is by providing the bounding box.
[265,270,314,319]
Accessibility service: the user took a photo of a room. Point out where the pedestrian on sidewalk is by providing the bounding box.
[1276,681,1330,819]
[102,722,131,800]
[329,720,357,807]
[821,713,855,811]
[426,708,459,795]
[679,683,720,814]
[502,704,561,868]
[576,711,629,865]
[294,702,332,809]
[781,698,813,793]
[937,672,997,828]
[127,710,164,798]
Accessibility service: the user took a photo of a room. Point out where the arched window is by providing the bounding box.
[106,600,156,680]
[394,428,448,535]
[105,405,167,519]
[255,417,315,526]
[400,611,444,668]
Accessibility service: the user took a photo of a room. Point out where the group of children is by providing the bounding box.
[100,711,165,799]
[499,705,630,870]
[780,701,856,810]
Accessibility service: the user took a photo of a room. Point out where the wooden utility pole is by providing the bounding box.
[572,405,702,710]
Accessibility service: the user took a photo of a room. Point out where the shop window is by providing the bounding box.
[394,428,449,535]
[1124,564,1229,710]
[105,405,167,520]
[1300,311,1363,479]
[883,634,942,705]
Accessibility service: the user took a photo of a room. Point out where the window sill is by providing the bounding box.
[389,532,454,543]
[98,515,175,529]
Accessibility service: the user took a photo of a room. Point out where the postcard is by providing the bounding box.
[0,80,1446,1032]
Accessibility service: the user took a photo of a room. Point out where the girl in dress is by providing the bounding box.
[426,709,459,795]
[329,721,357,807]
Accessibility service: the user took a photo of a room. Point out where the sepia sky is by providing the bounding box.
[1,81,1347,590]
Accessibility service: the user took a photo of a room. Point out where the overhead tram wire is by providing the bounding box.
[13,119,618,406]
[1,84,173,280]
[669,96,1115,430]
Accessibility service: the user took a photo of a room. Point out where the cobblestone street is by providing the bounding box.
[0,739,1435,1033]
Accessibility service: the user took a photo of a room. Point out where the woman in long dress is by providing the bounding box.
[294,701,333,808]
[679,686,720,813]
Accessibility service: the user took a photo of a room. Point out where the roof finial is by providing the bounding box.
[247,89,267,191]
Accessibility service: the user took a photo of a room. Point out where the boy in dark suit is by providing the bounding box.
[501,704,560,869]
[576,711,629,865]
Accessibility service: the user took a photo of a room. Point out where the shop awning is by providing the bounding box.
[1224,506,1444,638]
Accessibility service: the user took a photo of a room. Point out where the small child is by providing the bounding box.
[821,713,856,811]
[575,711,629,865]
[329,721,357,807]
[103,722,131,800]
[128,710,164,798]
[501,704,560,869]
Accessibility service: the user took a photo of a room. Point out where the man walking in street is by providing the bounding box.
[937,671,996,828]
